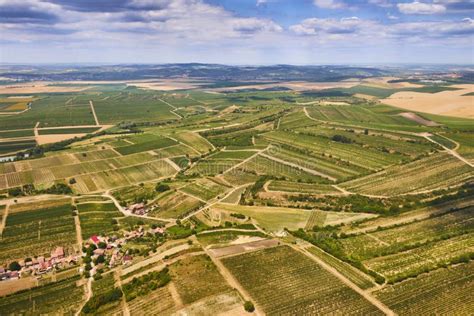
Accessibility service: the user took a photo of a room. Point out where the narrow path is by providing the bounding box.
[102,192,175,223]
[74,214,83,249]
[365,232,390,246]
[205,248,265,316]
[76,278,92,316]
[113,271,130,316]
[0,202,10,237]
[89,100,100,126]
[168,282,184,310]
[181,184,251,221]
[223,146,269,175]
[34,121,40,138]
[293,244,395,316]
[423,134,473,168]
[158,98,183,119]
[164,158,181,172]
[259,152,337,182]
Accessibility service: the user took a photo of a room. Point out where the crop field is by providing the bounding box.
[306,245,375,289]
[268,180,341,194]
[180,177,229,201]
[221,246,382,315]
[263,130,401,171]
[305,103,416,126]
[77,202,124,239]
[0,202,77,264]
[172,131,214,154]
[341,152,473,195]
[239,154,324,182]
[364,232,474,283]
[91,92,178,124]
[169,254,232,305]
[0,77,473,314]
[72,159,176,193]
[374,261,474,315]
[127,285,177,315]
[187,150,256,176]
[0,276,84,315]
[340,207,474,260]
[0,95,96,130]
[150,190,204,219]
[114,134,177,155]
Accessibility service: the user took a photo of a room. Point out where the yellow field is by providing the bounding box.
[382,84,474,118]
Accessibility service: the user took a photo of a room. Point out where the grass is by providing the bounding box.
[38,127,100,135]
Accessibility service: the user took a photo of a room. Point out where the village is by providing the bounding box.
[0,224,166,282]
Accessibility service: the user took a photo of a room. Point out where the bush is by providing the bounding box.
[244,301,255,312]
[9,261,21,271]
[156,183,171,192]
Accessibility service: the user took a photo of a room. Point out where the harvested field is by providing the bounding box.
[382,84,474,118]
[398,112,440,126]
[207,239,279,257]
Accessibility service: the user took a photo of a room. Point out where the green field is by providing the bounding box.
[0,202,76,265]
[221,246,382,315]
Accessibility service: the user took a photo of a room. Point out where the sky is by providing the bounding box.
[0,0,473,65]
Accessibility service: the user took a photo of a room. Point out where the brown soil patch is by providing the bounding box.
[0,277,37,296]
[382,84,474,118]
[398,112,441,126]
[208,239,279,258]
[0,82,92,94]
[36,133,86,145]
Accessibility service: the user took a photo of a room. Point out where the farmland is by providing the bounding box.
[221,246,383,315]
[0,71,473,314]
[0,201,77,265]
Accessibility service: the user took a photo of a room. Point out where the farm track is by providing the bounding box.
[158,98,183,119]
[205,247,265,316]
[88,100,100,126]
[293,243,395,316]
[75,278,92,316]
[423,134,473,168]
[103,192,175,223]
[222,146,269,175]
[181,184,251,221]
[0,202,9,236]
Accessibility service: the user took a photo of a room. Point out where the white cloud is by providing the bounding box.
[313,0,346,9]
[256,0,267,6]
[397,1,446,14]
[369,0,393,8]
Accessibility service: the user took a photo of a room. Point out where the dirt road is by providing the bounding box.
[293,244,395,316]
[89,100,100,126]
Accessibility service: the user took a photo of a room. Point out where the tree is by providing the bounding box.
[244,301,255,313]
[155,183,171,192]
[9,261,21,271]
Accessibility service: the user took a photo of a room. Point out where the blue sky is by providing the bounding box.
[0,0,473,64]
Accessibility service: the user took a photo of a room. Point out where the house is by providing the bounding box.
[51,247,64,259]
[90,235,100,245]
[93,248,105,256]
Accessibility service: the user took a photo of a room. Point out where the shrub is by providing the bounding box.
[244,301,255,312]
